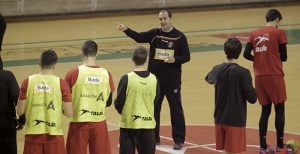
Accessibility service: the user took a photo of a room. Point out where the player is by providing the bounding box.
[243,9,289,153]
[114,46,159,154]
[17,49,73,154]
[65,40,114,154]
[206,37,257,153]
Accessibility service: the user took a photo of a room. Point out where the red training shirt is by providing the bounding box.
[248,26,287,76]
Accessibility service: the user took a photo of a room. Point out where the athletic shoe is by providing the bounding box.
[259,145,275,154]
[276,145,293,154]
[173,143,182,150]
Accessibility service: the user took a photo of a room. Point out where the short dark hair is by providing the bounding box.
[81,40,98,57]
[39,49,58,69]
[266,9,282,22]
[160,10,172,18]
[132,46,148,66]
[224,38,242,60]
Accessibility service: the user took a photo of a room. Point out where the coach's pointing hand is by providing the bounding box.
[115,22,128,31]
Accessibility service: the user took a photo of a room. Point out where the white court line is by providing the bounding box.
[107,123,296,153]
[158,136,260,153]
[159,135,222,152]
[173,123,300,136]
[185,144,222,152]
[109,120,300,135]
[107,123,222,153]
[160,135,198,146]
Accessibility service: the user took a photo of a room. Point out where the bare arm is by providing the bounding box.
[63,102,73,117]
[60,79,73,117]
[17,99,26,115]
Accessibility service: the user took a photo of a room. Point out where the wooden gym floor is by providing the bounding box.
[2,5,300,153]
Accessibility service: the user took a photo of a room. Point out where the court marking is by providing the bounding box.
[3,23,300,46]
[107,123,300,154]
[3,28,300,67]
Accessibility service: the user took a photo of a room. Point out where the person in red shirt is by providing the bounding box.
[17,49,73,154]
[243,9,289,153]
[65,40,114,154]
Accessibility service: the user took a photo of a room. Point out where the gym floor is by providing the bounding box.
[2,5,300,153]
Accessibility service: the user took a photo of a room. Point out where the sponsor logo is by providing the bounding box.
[79,109,90,115]
[80,93,97,98]
[79,109,103,116]
[80,92,104,101]
[254,34,269,53]
[154,48,174,60]
[255,45,267,52]
[139,82,147,85]
[35,84,52,92]
[132,115,152,121]
[85,76,102,84]
[32,103,47,107]
[91,111,103,116]
[254,34,269,46]
[132,115,141,121]
[33,119,56,127]
[157,50,170,57]
[32,100,55,110]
